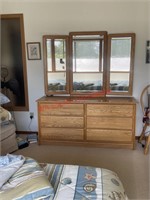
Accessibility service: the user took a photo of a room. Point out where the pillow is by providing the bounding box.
[0,157,54,200]
[0,93,10,105]
[0,106,12,125]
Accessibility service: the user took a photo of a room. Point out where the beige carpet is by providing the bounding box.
[14,141,150,200]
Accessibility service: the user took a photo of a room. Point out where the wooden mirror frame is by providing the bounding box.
[107,33,136,96]
[43,35,69,96]
[1,14,29,111]
[69,31,107,96]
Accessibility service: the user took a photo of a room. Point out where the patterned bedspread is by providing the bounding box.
[42,163,128,200]
[0,157,54,200]
[0,156,128,200]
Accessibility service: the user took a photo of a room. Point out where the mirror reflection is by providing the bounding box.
[71,33,106,94]
[44,36,69,95]
[108,35,135,94]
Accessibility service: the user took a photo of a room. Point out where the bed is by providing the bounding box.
[0,155,128,200]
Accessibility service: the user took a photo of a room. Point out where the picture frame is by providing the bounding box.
[27,42,41,60]
[146,40,150,64]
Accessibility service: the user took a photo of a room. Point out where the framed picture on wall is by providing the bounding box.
[146,40,150,64]
[27,42,41,60]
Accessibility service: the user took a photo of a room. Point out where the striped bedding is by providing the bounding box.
[0,157,128,200]
[0,157,54,200]
[42,163,128,200]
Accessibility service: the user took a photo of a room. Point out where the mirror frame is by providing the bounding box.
[107,33,136,96]
[69,31,108,96]
[1,13,29,111]
[43,35,69,96]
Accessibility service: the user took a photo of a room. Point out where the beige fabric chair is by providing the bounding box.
[0,123,18,155]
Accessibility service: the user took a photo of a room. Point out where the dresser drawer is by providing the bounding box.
[40,128,84,140]
[39,103,83,116]
[87,117,132,130]
[87,104,133,117]
[87,129,132,142]
[40,116,84,128]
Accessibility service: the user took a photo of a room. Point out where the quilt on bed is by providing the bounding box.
[0,155,128,200]
[0,156,54,200]
[42,163,128,200]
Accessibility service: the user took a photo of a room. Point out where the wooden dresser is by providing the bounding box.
[37,96,136,149]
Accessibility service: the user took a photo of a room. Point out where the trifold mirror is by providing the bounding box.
[43,32,135,97]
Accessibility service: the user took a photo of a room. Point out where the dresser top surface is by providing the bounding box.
[37,96,137,104]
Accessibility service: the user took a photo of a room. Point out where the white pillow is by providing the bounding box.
[0,93,10,105]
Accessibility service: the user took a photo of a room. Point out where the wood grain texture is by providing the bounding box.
[87,117,132,129]
[40,116,84,128]
[87,104,133,117]
[37,96,136,149]
[87,129,132,142]
[39,103,83,116]
[40,128,84,140]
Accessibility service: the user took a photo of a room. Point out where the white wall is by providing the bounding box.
[148,1,150,79]
[1,0,150,135]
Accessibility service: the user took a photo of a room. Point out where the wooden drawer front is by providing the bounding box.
[87,129,132,142]
[41,116,84,128]
[40,128,84,140]
[87,117,132,130]
[87,104,133,117]
[39,103,83,116]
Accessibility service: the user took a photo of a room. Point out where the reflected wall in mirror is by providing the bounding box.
[107,33,135,95]
[43,35,69,95]
[1,14,29,111]
[70,32,107,95]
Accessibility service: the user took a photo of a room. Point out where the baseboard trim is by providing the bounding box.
[135,136,140,140]
[16,131,38,135]
[16,133,140,138]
